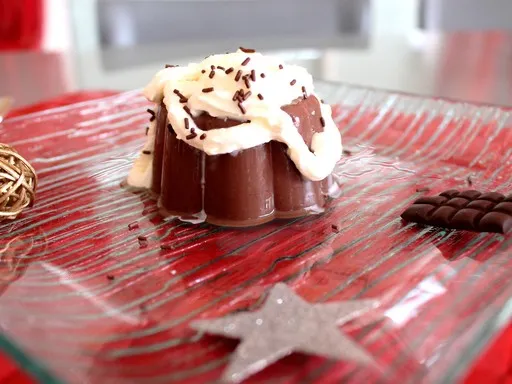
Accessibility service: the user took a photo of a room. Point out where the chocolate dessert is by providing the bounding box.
[127,48,343,227]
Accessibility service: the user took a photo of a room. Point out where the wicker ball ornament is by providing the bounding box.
[0,144,37,221]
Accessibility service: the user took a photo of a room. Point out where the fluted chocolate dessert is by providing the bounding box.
[127,48,342,227]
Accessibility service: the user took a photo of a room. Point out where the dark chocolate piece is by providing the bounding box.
[401,189,512,234]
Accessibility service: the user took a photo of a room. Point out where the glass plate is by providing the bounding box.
[0,82,511,384]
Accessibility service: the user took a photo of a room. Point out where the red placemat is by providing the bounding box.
[0,89,510,383]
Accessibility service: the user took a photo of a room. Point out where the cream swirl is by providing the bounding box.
[138,49,342,182]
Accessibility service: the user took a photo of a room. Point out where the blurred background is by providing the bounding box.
[2,0,512,108]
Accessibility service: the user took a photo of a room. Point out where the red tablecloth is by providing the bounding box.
[0,91,510,384]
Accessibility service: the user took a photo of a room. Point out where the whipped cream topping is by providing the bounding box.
[132,49,342,184]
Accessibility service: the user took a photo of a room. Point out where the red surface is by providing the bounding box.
[0,91,510,383]
[0,0,44,51]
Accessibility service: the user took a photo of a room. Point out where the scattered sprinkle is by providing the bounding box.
[302,86,307,98]
[244,76,251,89]
[257,93,264,100]
[235,70,242,81]
[200,133,207,140]
[416,187,430,193]
[241,57,251,66]
[107,275,115,281]
[217,65,225,70]
[142,150,151,155]
[320,99,325,104]
[184,117,190,130]
[279,64,284,69]
[202,87,214,93]
[211,65,215,70]
[290,79,296,86]
[128,222,139,230]
[239,47,256,53]
[209,70,215,79]
[260,73,266,78]
[165,64,177,68]
[138,235,147,241]
[242,91,252,101]
[147,108,155,116]
[331,224,340,233]
[201,69,206,74]
[138,235,148,248]
[238,102,246,114]
[179,97,188,103]
[232,90,241,101]
[173,89,186,100]
[160,244,174,250]
[145,127,149,135]
[225,67,234,74]
[320,117,325,127]
[467,175,473,186]
[186,128,198,140]
[183,106,191,115]
[250,69,256,81]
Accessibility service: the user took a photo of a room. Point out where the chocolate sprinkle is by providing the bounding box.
[290,79,297,86]
[416,187,431,193]
[320,117,326,127]
[179,98,188,103]
[201,70,206,74]
[331,224,340,233]
[257,93,264,100]
[173,89,186,100]
[235,70,242,81]
[209,70,215,79]
[183,106,191,115]
[107,275,115,281]
[225,67,234,74]
[242,91,252,101]
[147,108,155,116]
[232,90,241,101]
[244,76,251,89]
[241,57,251,66]
[260,73,266,78]
[217,66,225,70]
[302,86,308,98]
[467,175,474,186]
[160,244,174,250]
[202,87,214,93]
[239,47,256,53]
[186,128,198,140]
[142,150,151,155]
[250,69,256,81]
[165,64,177,68]
[128,222,139,230]
[184,118,190,130]
[279,64,284,69]
[137,235,147,241]
[321,99,325,104]
[211,65,215,70]
[200,133,207,140]
[238,102,246,114]
[145,127,149,136]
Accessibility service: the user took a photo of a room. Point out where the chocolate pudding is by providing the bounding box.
[127,49,343,227]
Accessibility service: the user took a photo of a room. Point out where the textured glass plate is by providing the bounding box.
[0,83,511,384]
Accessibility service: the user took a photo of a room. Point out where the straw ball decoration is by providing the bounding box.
[0,144,37,221]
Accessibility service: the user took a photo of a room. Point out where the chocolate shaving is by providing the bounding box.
[250,69,256,82]
[241,57,251,66]
[142,150,151,155]
[225,67,234,74]
[238,102,246,114]
[257,93,264,100]
[235,70,242,81]
[202,87,214,93]
[239,47,256,53]
[184,118,190,130]
[290,79,297,86]
[320,117,325,127]
[186,128,198,140]
[128,222,139,230]
[200,133,207,140]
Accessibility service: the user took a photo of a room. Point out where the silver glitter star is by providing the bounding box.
[190,283,378,383]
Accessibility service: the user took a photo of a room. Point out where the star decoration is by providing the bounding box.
[190,283,378,383]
